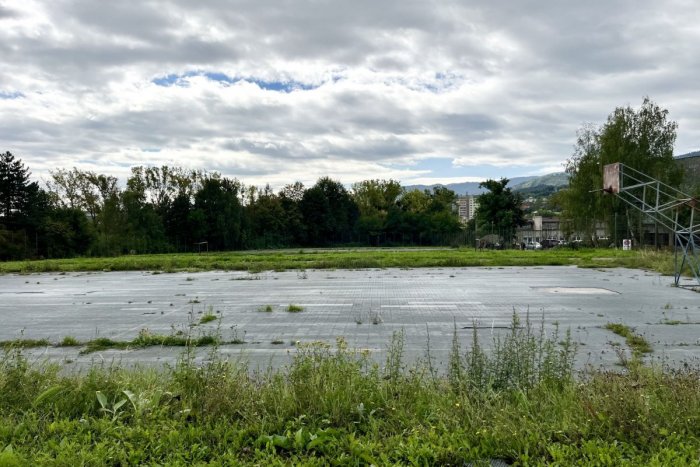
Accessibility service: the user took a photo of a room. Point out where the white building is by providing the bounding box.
[455,195,479,223]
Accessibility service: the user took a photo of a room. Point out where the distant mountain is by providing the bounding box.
[403,153,697,197]
[512,172,569,190]
[676,150,700,186]
[405,172,569,196]
[676,150,700,160]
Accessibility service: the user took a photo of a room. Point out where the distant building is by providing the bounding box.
[516,216,565,245]
[455,195,479,223]
[516,215,609,246]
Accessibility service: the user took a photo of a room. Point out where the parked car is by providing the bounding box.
[540,239,559,249]
[525,242,542,250]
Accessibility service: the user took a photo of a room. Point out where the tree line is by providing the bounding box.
[0,155,464,259]
[2,98,690,259]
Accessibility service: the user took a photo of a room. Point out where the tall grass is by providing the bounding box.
[0,247,662,274]
[0,314,698,464]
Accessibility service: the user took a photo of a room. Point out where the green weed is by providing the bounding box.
[58,336,80,347]
[199,311,218,324]
[80,329,221,354]
[0,338,51,349]
[0,316,698,464]
[604,322,653,357]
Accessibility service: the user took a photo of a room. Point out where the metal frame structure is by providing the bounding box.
[603,163,699,287]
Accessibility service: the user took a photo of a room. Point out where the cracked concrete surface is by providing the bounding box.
[2,266,699,370]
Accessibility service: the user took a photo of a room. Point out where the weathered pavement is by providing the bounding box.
[1,266,699,370]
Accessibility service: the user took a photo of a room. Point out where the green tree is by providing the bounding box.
[164,192,194,251]
[475,178,525,242]
[301,177,359,245]
[563,98,679,245]
[246,185,287,248]
[48,168,118,222]
[192,176,243,250]
[396,187,462,245]
[41,207,95,257]
[278,182,306,245]
[352,179,403,244]
[0,151,33,221]
[0,152,50,259]
[47,168,125,255]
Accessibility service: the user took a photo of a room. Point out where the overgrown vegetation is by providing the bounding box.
[0,338,50,349]
[604,322,653,357]
[0,153,465,260]
[0,314,698,464]
[0,247,679,276]
[286,304,304,313]
[58,336,79,347]
[0,329,226,354]
[199,310,218,324]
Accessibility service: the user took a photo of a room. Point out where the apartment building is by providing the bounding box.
[455,195,479,223]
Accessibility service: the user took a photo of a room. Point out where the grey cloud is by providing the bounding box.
[1,0,699,186]
[53,0,175,42]
[432,113,501,135]
[222,139,311,160]
[0,5,17,18]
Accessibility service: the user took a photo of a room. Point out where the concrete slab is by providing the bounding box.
[1,266,699,371]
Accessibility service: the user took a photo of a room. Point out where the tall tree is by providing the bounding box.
[48,168,120,222]
[301,177,359,245]
[0,152,50,259]
[0,151,33,221]
[352,179,403,243]
[475,178,525,240]
[563,97,679,244]
[246,185,287,248]
[164,192,194,251]
[278,182,306,245]
[192,176,244,250]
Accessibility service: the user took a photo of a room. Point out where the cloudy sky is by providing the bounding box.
[1,0,699,189]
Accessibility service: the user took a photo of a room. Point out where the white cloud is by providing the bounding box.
[0,0,698,189]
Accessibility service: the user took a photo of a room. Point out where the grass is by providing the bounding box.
[0,314,698,464]
[661,318,700,325]
[286,304,304,313]
[604,322,653,357]
[58,336,80,347]
[662,319,684,325]
[0,329,226,354]
[0,338,50,349]
[199,311,218,324]
[257,305,274,312]
[83,331,221,353]
[0,247,683,276]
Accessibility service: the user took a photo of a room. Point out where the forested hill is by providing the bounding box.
[676,150,700,186]
[405,172,569,195]
[408,152,699,196]
[676,150,700,160]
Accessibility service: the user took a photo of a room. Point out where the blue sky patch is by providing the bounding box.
[152,71,318,92]
[249,79,316,92]
[0,90,24,99]
[393,157,538,180]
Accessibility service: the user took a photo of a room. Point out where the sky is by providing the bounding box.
[1,0,699,190]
